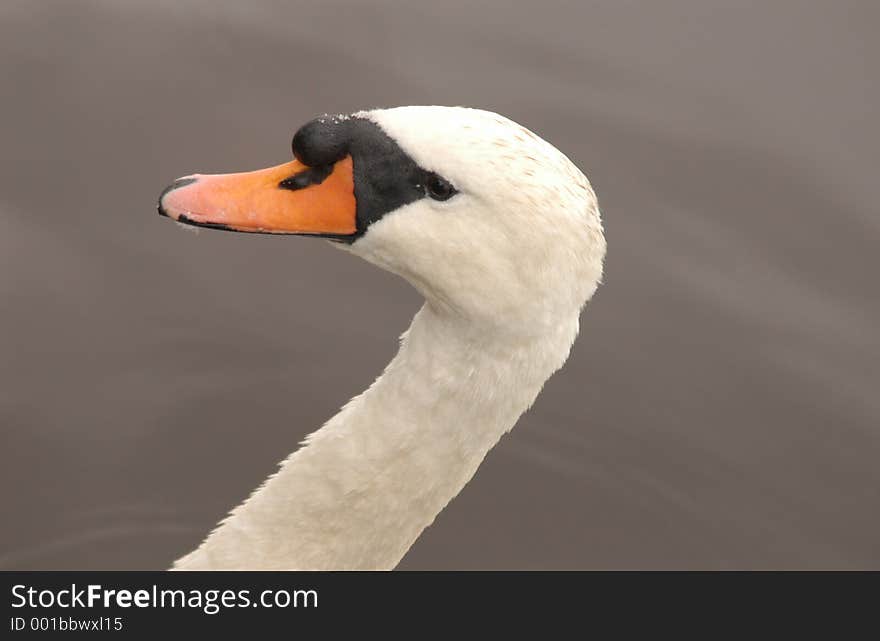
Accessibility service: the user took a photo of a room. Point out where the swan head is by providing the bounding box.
[159,106,605,327]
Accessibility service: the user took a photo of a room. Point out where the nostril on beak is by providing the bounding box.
[157,177,198,217]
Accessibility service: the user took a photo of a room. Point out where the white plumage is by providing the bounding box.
[172,106,606,570]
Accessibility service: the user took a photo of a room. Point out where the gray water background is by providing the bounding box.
[0,0,877,569]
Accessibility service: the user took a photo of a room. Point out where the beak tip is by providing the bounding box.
[157,176,199,221]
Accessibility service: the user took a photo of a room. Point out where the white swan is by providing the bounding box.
[158,106,606,570]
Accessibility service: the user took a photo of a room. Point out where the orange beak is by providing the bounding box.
[158,156,357,238]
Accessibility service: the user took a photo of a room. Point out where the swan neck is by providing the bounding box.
[174,304,578,570]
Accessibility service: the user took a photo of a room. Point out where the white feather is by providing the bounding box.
[174,106,606,570]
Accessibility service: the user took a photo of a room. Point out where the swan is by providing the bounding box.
[157,106,606,570]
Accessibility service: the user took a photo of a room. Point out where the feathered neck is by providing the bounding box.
[173,302,579,570]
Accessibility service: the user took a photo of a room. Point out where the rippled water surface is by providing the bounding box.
[1,0,878,568]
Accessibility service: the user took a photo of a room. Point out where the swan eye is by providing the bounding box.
[424,174,457,201]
